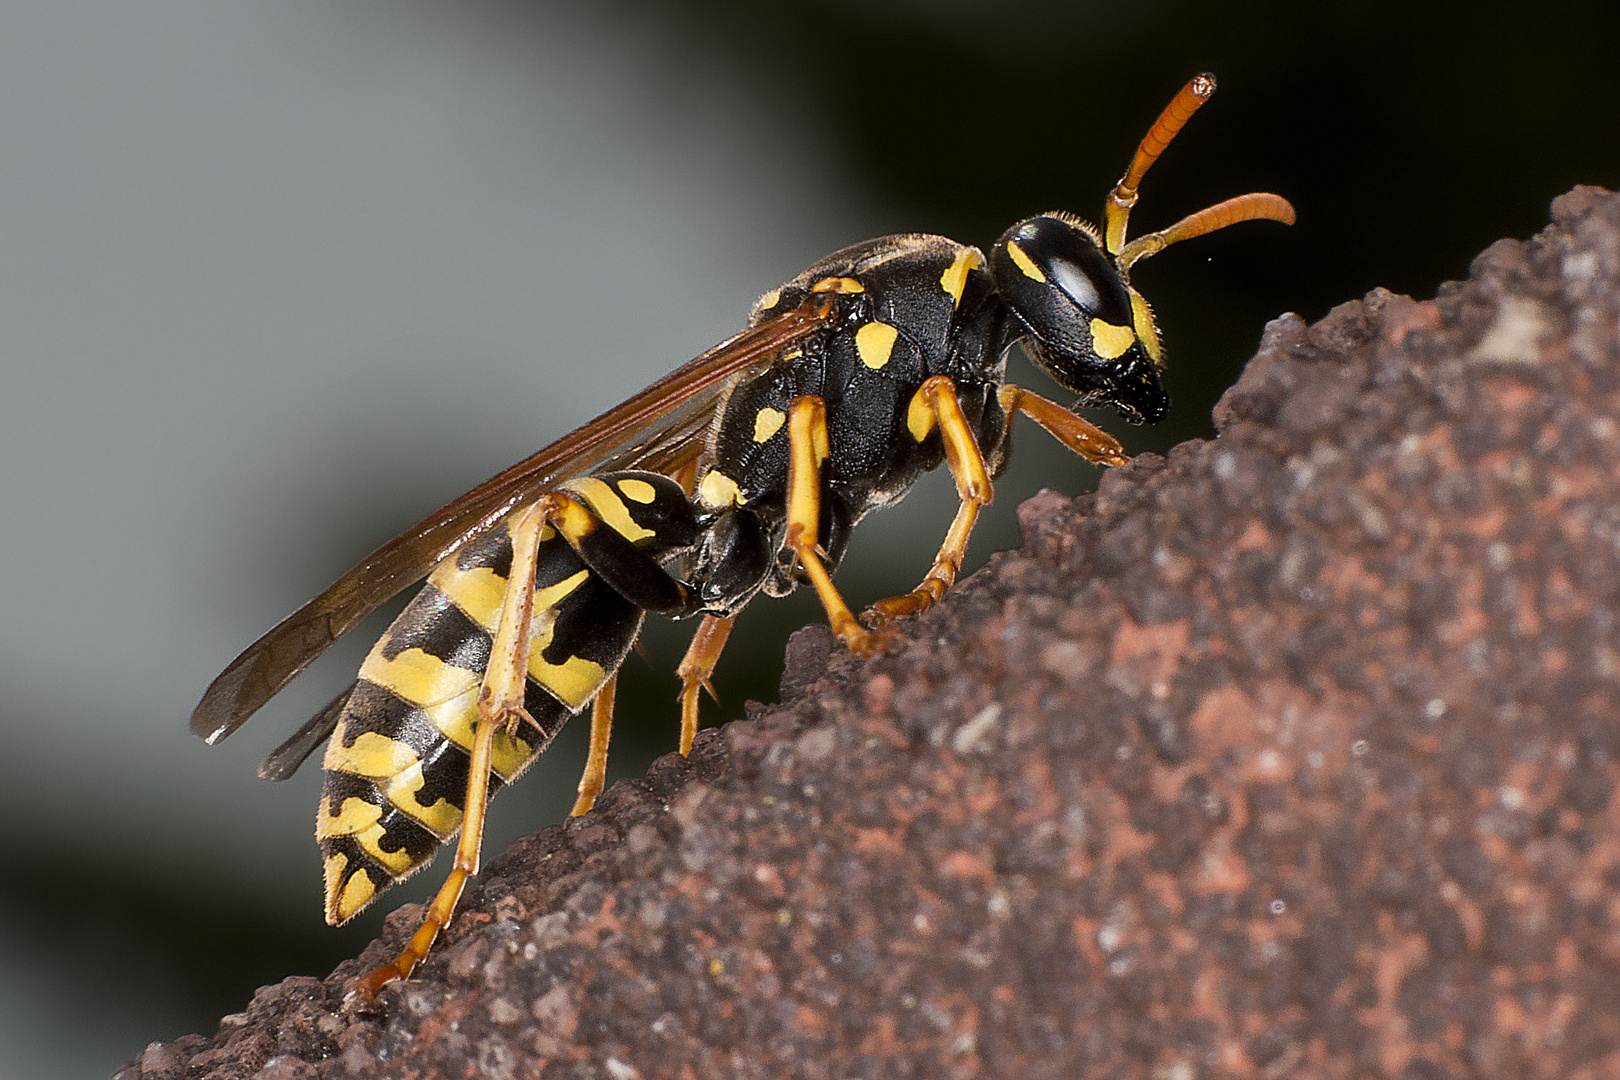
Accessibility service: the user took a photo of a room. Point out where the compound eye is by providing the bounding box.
[1005,219,1132,326]
[1048,252,1104,316]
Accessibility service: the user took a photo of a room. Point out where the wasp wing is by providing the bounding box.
[257,683,355,780]
[191,299,836,745]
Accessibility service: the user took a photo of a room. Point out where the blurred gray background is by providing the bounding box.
[0,2,1614,1076]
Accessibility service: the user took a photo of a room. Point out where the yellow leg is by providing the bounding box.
[354,709,502,999]
[675,614,734,754]
[785,395,884,656]
[867,376,994,624]
[869,381,1132,627]
[354,497,554,998]
[569,673,617,816]
[998,384,1130,467]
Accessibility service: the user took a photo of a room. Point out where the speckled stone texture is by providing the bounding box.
[123,186,1620,1080]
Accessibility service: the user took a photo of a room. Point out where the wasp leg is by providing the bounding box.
[998,384,1130,467]
[868,382,1129,627]
[867,376,995,625]
[785,395,884,656]
[675,614,734,755]
[570,672,617,816]
[353,707,503,999]
[354,497,558,998]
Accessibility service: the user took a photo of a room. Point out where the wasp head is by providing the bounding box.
[990,213,1167,424]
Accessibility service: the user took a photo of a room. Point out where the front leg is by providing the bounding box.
[998,384,1129,467]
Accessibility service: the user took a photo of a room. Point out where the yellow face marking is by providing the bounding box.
[360,646,480,709]
[939,248,983,307]
[856,321,899,370]
[1129,287,1163,366]
[810,275,864,295]
[907,389,936,443]
[382,762,464,839]
[322,727,420,779]
[698,470,742,510]
[753,407,786,444]
[1007,241,1046,283]
[1089,318,1136,361]
[562,477,655,543]
[616,477,657,504]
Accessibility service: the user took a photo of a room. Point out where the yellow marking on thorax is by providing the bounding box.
[616,477,657,504]
[360,646,480,709]
[562,477,655,543]
[753,407,786,443]
[1089,318,1137,360]
[939,247,983,307]
[316,796,415,875]
[907,389,936,442]
[755,286,782,313]
[322,724,421,779]
[856,321,899,370]
[1007,241,1046,283]
[811,275,864,294]
[698,470,742,509]
[381,762,464,839]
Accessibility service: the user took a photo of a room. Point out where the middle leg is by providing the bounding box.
[784,395,883,656]
[866,375,994,624]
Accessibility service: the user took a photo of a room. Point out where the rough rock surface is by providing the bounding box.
[122,187,1620,1080]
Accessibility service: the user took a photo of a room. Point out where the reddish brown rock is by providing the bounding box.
[122,186,1620,1080]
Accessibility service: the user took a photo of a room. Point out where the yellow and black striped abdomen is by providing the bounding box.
[317,503,647,924]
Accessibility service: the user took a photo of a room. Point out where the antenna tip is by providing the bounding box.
[1191,73,1217,98]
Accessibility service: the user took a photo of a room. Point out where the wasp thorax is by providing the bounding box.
[990,214,1167,424]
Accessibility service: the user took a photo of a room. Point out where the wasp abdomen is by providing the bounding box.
[315,471,696,924]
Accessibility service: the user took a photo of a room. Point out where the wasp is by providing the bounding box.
[191,73,1293,998]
